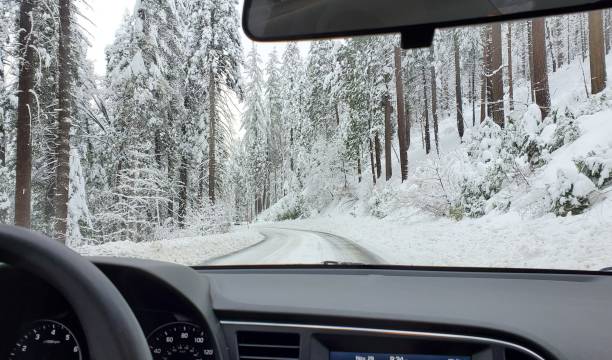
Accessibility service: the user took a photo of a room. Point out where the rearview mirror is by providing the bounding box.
[243,0,612,48]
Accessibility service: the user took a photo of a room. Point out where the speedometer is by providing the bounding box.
[8,319,82,360]
[147,322,215,360]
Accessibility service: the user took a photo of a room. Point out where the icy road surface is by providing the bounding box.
[205,226,385,265]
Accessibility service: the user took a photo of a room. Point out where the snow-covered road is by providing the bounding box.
[204,226,384,265]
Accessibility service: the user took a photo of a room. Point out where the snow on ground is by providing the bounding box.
[73,229,264,266]
[273,195,612,271]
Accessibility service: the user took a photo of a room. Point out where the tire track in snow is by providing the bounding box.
[203,226,385,266]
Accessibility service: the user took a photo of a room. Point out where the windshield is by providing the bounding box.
[1,1,611,270]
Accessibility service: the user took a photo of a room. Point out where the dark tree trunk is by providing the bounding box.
[528,20,536,102]
[368,137,376,185]
[423,67,432,155]
[532,18,552,119]
[394,47,408,181]
[471,47,476,126]
[154,131,163,168]
[507,23,514,111]
[357,155,362,183]
[430,52,440,155]
[480,27,489,122]
[54,0,73,242]
[14,0,36,229]
[604,9,610,54]
[454,30,465,140]
[168,154,175,221]
[384,96,393,181]
[208,67,216,203]
[546,22,558,72]
[490,23,505,128]
[178,155,188,228]
[581,14,587,61]
[589,10,607,94]
[405,103,411,150]
[374,132,382,179]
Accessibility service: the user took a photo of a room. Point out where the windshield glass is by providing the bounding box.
[1,0,611,270]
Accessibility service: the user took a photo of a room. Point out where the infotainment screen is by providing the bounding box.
[329,352,471,360]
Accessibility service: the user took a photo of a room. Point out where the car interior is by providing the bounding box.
[2,0,612,360]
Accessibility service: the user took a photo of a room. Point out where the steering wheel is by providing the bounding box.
[0,225,152,360]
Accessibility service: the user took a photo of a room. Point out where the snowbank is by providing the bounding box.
[73,228,263,266]
[275,199,612,270]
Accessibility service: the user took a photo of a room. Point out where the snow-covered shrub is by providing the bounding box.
[548,169,596,216]
[548,108,581,153]
[259,193,305,222]
[410,156,463,217]
[455,117,532,217]
[368,184,398,218]
[300,136,348,213]
[574,149,612,189]
[185,202,232,235]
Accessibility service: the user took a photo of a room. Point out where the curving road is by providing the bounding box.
[204,226,384,266]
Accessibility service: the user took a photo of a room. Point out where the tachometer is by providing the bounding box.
[147,322,215,360]
[8,319,82,360]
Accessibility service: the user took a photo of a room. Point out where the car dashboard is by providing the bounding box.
[1,257,611,360]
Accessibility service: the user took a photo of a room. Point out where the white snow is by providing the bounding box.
[271,198,612,270]
[73,229,264,266]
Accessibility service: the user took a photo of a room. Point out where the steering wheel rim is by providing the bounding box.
[0,225,152,360]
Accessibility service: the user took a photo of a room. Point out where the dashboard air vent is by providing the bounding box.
[237,331,300,360]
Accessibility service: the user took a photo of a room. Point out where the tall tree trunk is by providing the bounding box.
[335,103,340,126]
[454,30,465,140]
[0,117,5,167]
[423,67,432,155]
[532,18,552,119]
[471,48,476,126]
[168,154,175,221]
[208,67,217,204]
[589,10,607,95]
[394,47,408,181]
[430,53,440,155]
[581,14,587,61]
[14,0,35,228]
[490,23,505,128]
[405,103,411,150]
[54,0,73,242]
[546,22,558,72]
[384,96,392,181]
[368,137,376,185]
[178,155,188,228]
[528,20,536,102]
[507,23,514,111]
[480,27,489,122]
[374,132,382,179]
[604,9,611,54]
[357,155,362,183]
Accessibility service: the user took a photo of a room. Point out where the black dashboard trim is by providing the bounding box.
[220,321,546,360]
[194,264,612,277]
